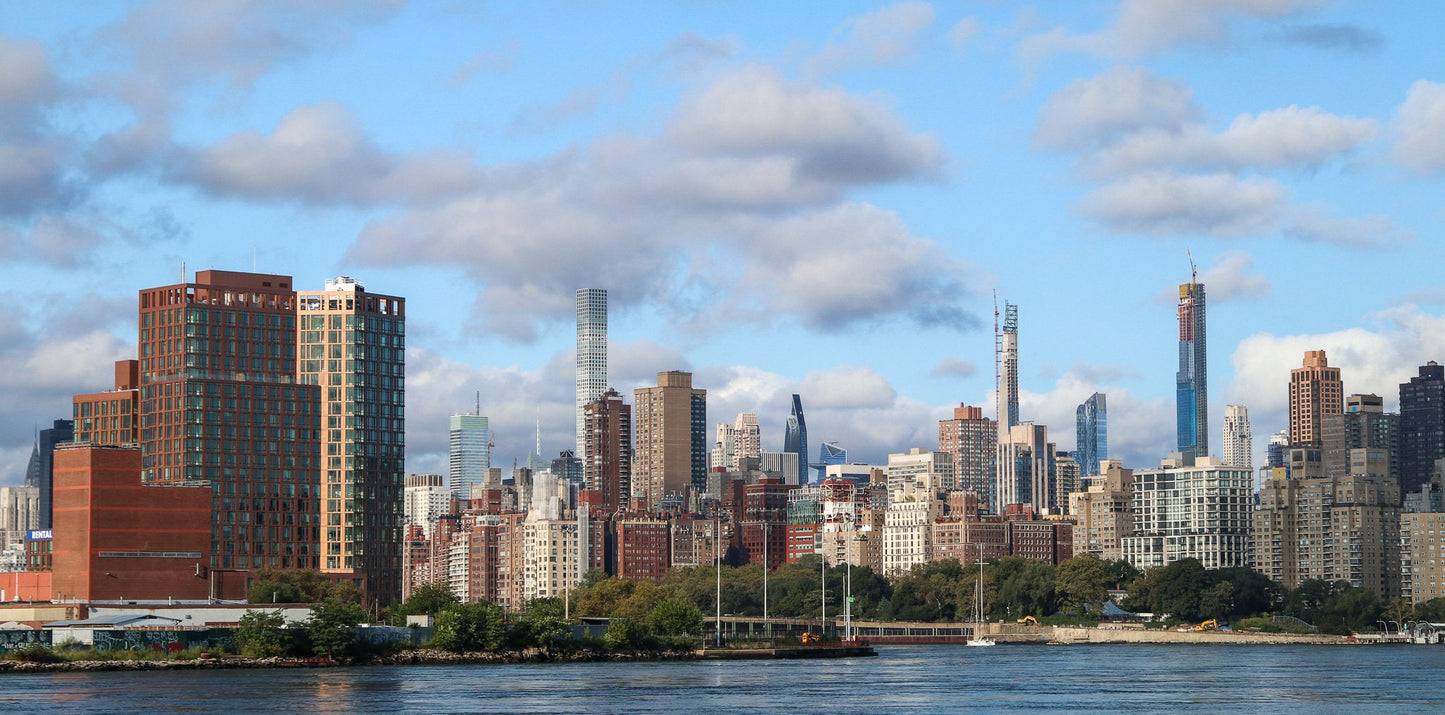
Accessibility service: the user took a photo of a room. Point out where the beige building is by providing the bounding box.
[881,468,942,575]
[821,508,884,571]
[1254,448,1400,599]
[1068,460,1133,561]
[1402,512,1445,604]
[297,276,407,602]
[633,371,706,509]
[1289,350,1344,448]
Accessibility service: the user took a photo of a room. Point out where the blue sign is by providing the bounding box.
[27,529,53,541]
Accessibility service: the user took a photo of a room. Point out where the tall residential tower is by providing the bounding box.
[1288,350,1343,448]
[448,414,490,495]
[1075,393,1107,477]
[297,276,406,602]
[784,395,808,486]
[1222,404,1253,471]
[1176,278,1208,457]
[575,289,608,457]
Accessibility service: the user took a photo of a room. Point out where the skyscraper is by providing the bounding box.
[1075,393,1107,477]
[817,441,846,483]
[297,276,407,602]
[997,423,1056,513]
[1176,280,1208,457]
[712,412,760,472]
[938,404,996,504]
[448,415,491,495]
[1400,361,1445,496]
[583,388,631,514]
[1288,350,1343,448]
[784,394,808,485]
[1322,394,1397,479]
[576,288,607,457]
[633,371,707,508]
[29,419,73,529]
[1222,404,1253,471]
[138,270,321,572]
[998,301,1019,432]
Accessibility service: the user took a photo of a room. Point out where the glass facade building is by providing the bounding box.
[1075,392,1107,477]
[784,394,808,488]
[1176,282,1208,457]
[448,414,490,495]
[575,289,608,457]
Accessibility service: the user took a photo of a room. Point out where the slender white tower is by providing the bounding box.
[576,289,608,457]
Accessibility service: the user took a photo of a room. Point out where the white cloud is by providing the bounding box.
[181,101,479,206]
[1013,372,1174,470]
[1193,251,1270,302]
[1089,105,1376,176]
[1227,306,1445,438]
[347,66,960,340]
[1392,79,1445,174]
[946,17,980,49]
[1033,67,1199,150]
[808,1,937,76]
[1080,172,1284,236]
[932,358,978,377]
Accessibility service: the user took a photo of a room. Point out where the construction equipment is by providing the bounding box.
[1017,616,1040,626]
[1193,619,1219,631]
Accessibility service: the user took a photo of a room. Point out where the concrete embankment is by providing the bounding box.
[1040,627,1350,645]
[698,645,877,660]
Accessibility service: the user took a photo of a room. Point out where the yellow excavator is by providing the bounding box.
[1016,616,1040,626]
[1193,619,1219,631]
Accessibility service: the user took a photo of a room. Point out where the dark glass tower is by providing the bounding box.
[1176,281,1208,457]
[31,419,74,529]
[784,394,808,485]
[1075,392,1107,477]
[1400,362,1445,495]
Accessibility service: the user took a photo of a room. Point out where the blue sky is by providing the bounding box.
[4,0,1445,485]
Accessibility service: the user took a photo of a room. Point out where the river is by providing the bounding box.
[3,644,1442,712]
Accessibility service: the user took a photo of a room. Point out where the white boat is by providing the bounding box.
[967,544,996,647]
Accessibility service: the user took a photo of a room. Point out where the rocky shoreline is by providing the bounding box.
[0,647,700,674]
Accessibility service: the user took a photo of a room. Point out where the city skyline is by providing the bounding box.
[5,3,1445,484]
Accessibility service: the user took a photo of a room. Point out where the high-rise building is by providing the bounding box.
[1254,447,1399,600]
[1069,460,1133,561]
[29,419,73,529]
[448,415,491,495]
[1121,453,1251,571]
[1222,404,1253,471]
[575,288,608,457]
[1176,280,1208,457]
[938,404,996,505]
[633,371,707,507]
[998,302,1019,431]
[1322,394,1398,479]
[298,276,407,602]
[816,442,846,483]
[584,388,631,515]
[712,412,760,473]
[1401,362,1445,496]
[138,271,321,573]
[1054,451,1079,512]
[784,395,808,485]
[1266,429,1290,469]
[1075,393,1107,477]
[1289,350,1343,448]
[403,474,451,538]
[997,423,1056,513]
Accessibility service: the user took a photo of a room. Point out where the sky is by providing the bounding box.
[4,0,1445,486]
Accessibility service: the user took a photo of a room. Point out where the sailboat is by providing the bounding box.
[967,543,996,647]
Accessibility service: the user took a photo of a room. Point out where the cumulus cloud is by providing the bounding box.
[1283,210,1403,248]
[1021,0,1317,64]
[1033,67,1199,150]
[946,17,980,50]
[178,101,479,206]
[508,73,631,136]
[1013,371,1174,470]
[651,33,738,78]
[1392,79,1445,174]
[808,1,936,76]
[347,66,960,340]
[1226,306,1445,439]
[1080,172,1284,236]
[1088,105,1376,176]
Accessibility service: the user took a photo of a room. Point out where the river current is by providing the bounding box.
[3,644,1442,713]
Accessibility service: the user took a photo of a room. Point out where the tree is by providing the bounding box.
[235,609,288,657]
[1316,583,1381,635]
[1199,581,1235,621]
[508,598,570,651]
[993,557,1055,619]
[1415,597,1445,623]
[1285,579,1335,625]
[432,601,506,652]
[247,568,359,604]
[307,597,367,659]
[647,597,704,637]
[401,582,460,616]
[1054,555,1111,614]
